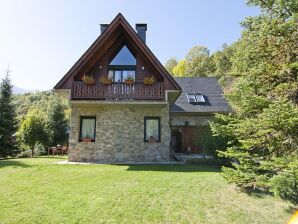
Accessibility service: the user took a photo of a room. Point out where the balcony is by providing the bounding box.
[71,82,164,100]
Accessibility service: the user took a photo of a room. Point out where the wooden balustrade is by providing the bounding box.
[71,82,164,100]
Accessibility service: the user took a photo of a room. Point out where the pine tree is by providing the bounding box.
[0,70,17,157]
[46,96,69,146]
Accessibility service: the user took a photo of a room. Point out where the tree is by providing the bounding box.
[210,0,298,203]
[46,97,69,146]
[164,57,178,75]
[17,109,49,157]
[0,70,17,157]
[173,60,186,77]
[185,46,215,76]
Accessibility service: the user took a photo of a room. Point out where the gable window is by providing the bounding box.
[108,45,136,83]
[79,117,96,142]
[144,117,161,142]
[186,93,205,103]
[110,45,136,66]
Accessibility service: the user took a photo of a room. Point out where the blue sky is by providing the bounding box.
[0,0,259,90]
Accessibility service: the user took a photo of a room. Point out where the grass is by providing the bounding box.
[0,157,294,224]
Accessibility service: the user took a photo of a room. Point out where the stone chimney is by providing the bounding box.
[135,24,147,43]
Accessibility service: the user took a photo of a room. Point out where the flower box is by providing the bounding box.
[83,80,95,85]
[124,75,135,85]
[81,74,95,85]
[81,138,93,142]
[100,76,113,85]
[125,80,134,85]
[143,76,156,85]
[148,137,157,143]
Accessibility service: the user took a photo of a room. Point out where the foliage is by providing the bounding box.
[81,74,94,82]
[172,60,186,77]
[164,57,178,75]
[168,44,235,82]
[143,76,156,84]
[17,109,50,157]
[46,97,69,146]
[99,76,112,84]
[184,46,215,76]
[210,0,298,203]
[125,75,135,81]
[0,71,17,158]
[270,160,298,204]
[13,91,70,156]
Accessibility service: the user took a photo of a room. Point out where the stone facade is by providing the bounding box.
[170,114,214,127]
[68,102,171,163]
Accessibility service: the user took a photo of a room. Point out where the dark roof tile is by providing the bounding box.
[171,77,230,113]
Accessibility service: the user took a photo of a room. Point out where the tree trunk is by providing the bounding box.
[31,148,34,157]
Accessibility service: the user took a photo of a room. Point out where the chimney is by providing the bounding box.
[135,24,147,43]
[100,24,109,34]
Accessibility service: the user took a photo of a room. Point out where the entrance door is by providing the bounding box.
[171,128,182,153]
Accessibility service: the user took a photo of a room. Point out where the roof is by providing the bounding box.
[170,77,230,114]
[54,13,180,91]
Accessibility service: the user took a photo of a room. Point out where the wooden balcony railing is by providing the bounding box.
[71,82,164,100]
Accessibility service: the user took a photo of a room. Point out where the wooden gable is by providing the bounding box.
[54,13,181,91]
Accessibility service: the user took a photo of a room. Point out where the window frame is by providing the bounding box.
[108,69,136,83]
[195,94,205,103]
[186,93,205,103]
[144,116,161,142]
[79,116,96,142]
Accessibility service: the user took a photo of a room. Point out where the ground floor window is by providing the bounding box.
[144,117,160,142]
[79,117,96,142]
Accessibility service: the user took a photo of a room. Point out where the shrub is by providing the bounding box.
[18,149,32,158]
[270,161,298,204]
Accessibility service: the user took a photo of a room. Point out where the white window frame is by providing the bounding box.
[186,93,205,103]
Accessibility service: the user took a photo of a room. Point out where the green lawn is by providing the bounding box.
[0,157,293,224]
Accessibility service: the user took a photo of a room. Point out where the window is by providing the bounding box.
[79,117,96,142]
[144,117,161,142]
[186,93,205,103]
[195,94,205,103]
[110,46,136,66]
[108,45,136,83]
[108,70,136,83]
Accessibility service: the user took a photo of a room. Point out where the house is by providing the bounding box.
[54,14,229,163]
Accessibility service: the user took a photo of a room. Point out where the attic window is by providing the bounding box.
[186,94,205,103]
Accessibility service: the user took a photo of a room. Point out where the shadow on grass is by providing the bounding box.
[121,164,220,172]
[0,160,31,168]
[35,156,68,159]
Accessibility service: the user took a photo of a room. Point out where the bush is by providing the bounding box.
[18,149,32,158]
[34,143,46,156]
[270,161,298,204]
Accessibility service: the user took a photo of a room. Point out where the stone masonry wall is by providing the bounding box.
[170,114,214,127]
[68,103,171,163]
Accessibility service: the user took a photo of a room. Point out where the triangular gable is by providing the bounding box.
[54,13,181,90]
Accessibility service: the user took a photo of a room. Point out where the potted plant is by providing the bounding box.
[81,74,95,85]
[99,76,113,85]
[81,137,93,142]
[143,76,156,85]
[124,75,135,85]
[148,136,157,143]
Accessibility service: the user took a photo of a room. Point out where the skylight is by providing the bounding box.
[186,93,205,103]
